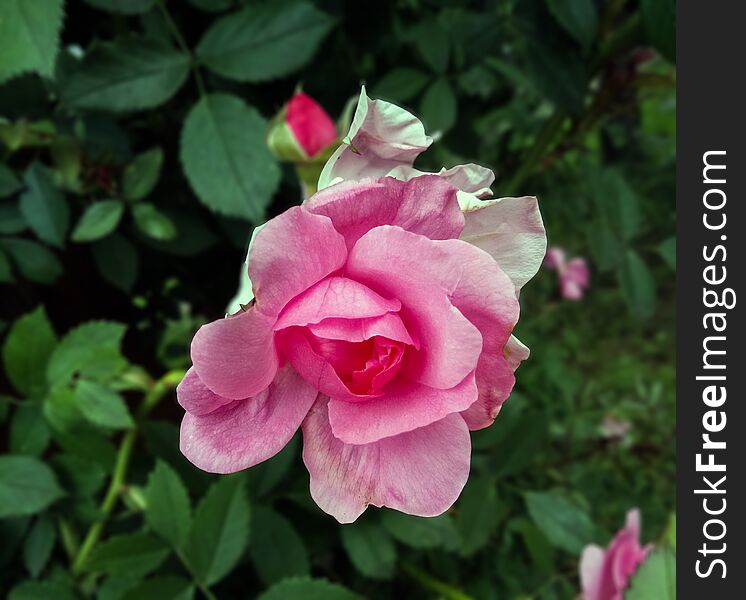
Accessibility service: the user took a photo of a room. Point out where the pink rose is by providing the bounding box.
[180,88,546,523]
[267,91,338,161]
[544,246,590,300]
[580,509,653,600]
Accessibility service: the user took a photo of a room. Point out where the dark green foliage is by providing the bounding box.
[0,0,674,598]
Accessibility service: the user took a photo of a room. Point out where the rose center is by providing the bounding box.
[310,335,406,395]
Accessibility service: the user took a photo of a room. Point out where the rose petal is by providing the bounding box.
[180,366,317,474]
[308,312,415,346]
[286,92,338,158]
[248,206,347,316]
[302,397,471,523]
[431,240,520,430]
[274,276,400,331]
[328,371,477,444]
[580,544,606,600]
[347,226,483,389]
[191,307,278,400]
[318,87,432,189]
[177,368,234,416]
[460,196,547,294]
[306,175,463,248]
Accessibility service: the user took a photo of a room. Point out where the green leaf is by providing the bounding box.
[381,512,459,550]
[92,233,139,293]
[180,93,280,221]
[0,0,64,83]
[121,576,194,600]
[7,580,76,600]
[82,0,155,14]
[122,147,163,200]
[185,476,250,586]
[145,461,191,549]
[412,20,450,74]
[258,578,361,600]
[641,0,675,63]
[60,37,190,112]
[659,236,676,270]
[0,164,22,196]
[0,455,64,518]
[0,202,27,234]
[85,532,170,577]
[0,238,62,284]
[511,518,555,575]
[373,68,431,103]
[132,203,177,241]
[249,506,309,585]
[545,0,598,49]
[71,200,124,242]
[590,169,642,242]
[618,250,656,320]
[10,405,50,456]
[341,519,397,579]
[3,306,56,398]
[456,475,503,556]
[626,547,676,600]
[19,163,69,248]
[587,219,623,272]
[420,77,457,133]
[524,491,595,554]
[22,515,56,578]
[0,249,13,283]
[189,0,233,12]
[197,1,334,82]
[75,379,133,429]
[47,321,126,387]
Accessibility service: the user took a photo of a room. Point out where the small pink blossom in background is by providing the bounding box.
[179,87,546,523]
[580,509,653,600]
[544,246,590,300]
[285,92,338,158]
[599,414,632,441]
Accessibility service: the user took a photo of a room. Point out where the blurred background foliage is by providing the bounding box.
[0,0,675,598]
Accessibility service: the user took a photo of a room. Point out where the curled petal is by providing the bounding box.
[180,366,317,474]
[248,207,347,316]
[302,397,471,523]
[274,276,400,331]
[318,87,432,189]
[460,196,547,294]
[308,312,415,346]
[191,307,278,400]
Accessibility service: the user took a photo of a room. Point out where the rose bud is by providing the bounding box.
[267,91,338,162]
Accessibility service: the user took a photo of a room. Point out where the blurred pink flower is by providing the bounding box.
[580,509,653,600]
[180,88,546,523]
[544,246,590,300]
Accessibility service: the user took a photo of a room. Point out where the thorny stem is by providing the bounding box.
[71,370,184,576]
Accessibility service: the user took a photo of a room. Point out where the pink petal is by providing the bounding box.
[308,312,415,346]
[318,88,432,189]
[543,246,567,270]
[504,335,531,370]
[191,307,278,400]
[306,175,464,248]
[286,92,338,158]
[302,397,471,523]
[436,164,495,196]
[461,196,547,294]
[274,276,400,330]
[248,207,347,316]
[566,257,590,287]
[346,226,483,389]
[177,368,234,416]
[580,544,606,600]
[432,240,519,430]
[328,372,477,444]
[180,366,317,474]
[560,278,585,300]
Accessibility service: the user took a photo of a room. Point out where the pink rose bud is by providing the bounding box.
[183,88,547,523]
[267,92,338,162]
[580,509,653,600]
[543,246,590,300]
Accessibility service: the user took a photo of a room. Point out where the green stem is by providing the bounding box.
[158,1,207,96]
[401,562,474,600]
[71,370,184,576]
